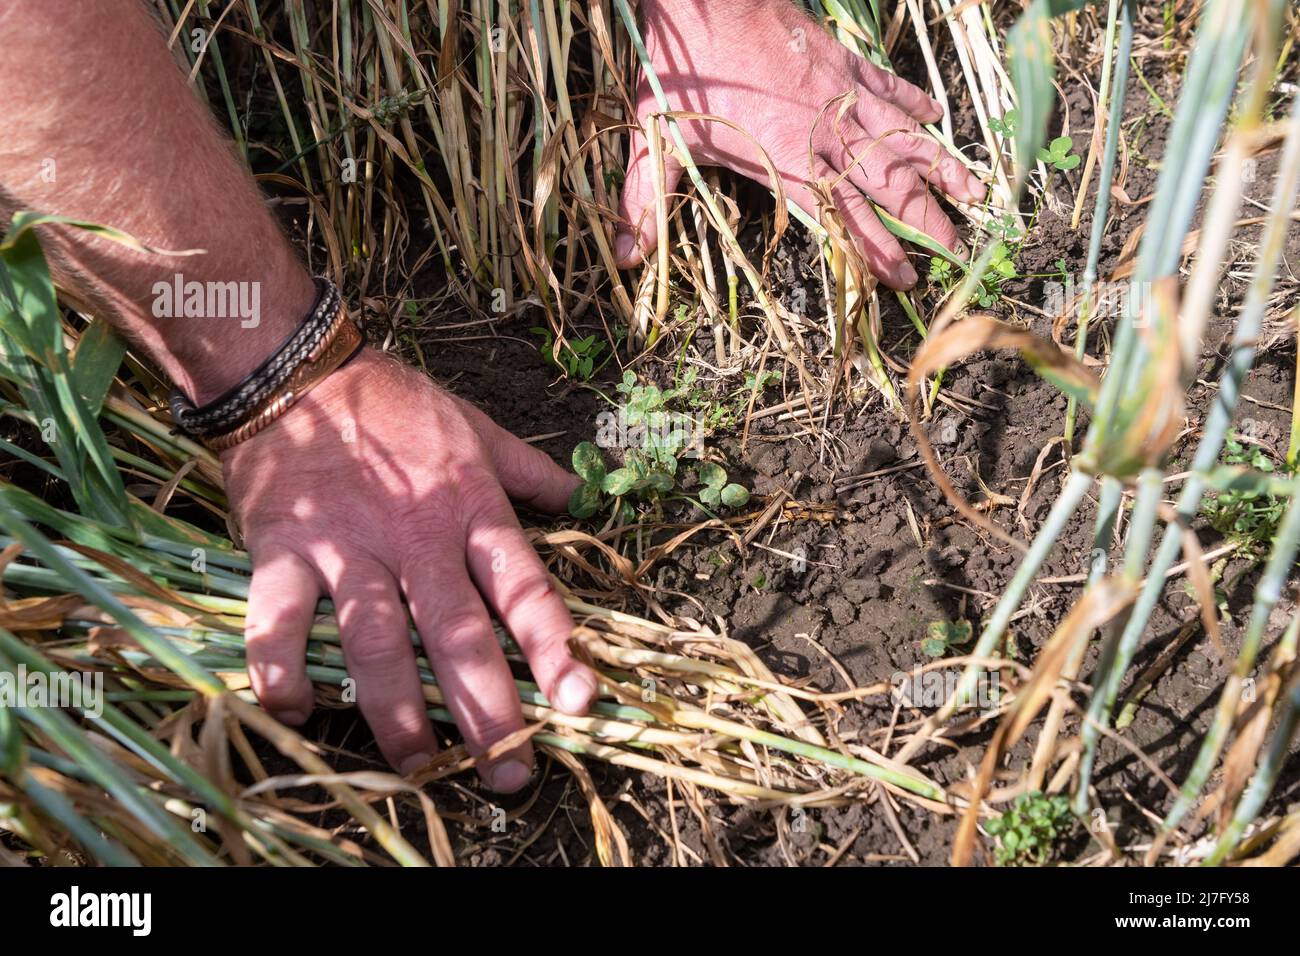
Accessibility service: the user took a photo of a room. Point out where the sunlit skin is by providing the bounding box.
[0,0,979,791]
[617,0,986,288]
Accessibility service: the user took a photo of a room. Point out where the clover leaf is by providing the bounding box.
[719,483,750,507]
[1037,135,1079,171]
[988,108,1019,136]
[601,467,637,497]
[568,441,607,518]
[696,463,750,509]
[568,482,602,519]
[572,441,605,484]
[922,619,973,658]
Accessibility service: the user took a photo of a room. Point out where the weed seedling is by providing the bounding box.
[1202,436,1291,556]
[984,792,1076,866]
[1037,135,1080,172]
[668,366,779,431]
[696,462,750,508]
[921,619,974,658]
[568,434,752,524]
[532,326,612,381]
[987,108,1019,138]
[927,255,954,292]
[975,242,1018,308]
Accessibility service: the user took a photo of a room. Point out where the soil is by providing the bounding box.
[258,18,1300,866]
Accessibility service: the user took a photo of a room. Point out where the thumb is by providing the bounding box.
[614,123,684,269]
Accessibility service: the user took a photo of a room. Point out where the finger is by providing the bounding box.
[479,413,580,514]
[462,487,596,716]
[793,164,915,290]
[324,557,439,775]
[399,522,534,793]
[851,98,986,204]
[827,138,961,256]
[851,56,945,126]
[615,117,685,268]
[245,545,319,725]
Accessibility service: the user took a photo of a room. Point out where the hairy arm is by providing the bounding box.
[0,0,312,404]
[0,0,595,789]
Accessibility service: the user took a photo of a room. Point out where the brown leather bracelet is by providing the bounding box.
[206,310,363,453]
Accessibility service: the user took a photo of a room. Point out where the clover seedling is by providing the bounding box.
[602,455,674,498]
[922,619,973,658]
[697,462,749,509]
[989,213,1021,241]
[988,108,1018,137]
[975,242,1018,308]
[569,441,668,520]
[1037,135,1080,172]
[1202,436,1290,556]
[989,242,1017,279]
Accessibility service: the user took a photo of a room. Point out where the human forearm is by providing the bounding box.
[0,0,314,404]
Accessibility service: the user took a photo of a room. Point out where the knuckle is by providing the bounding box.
[344,629,409,675]
[882,157,919,194]
[855,148,894,186]
[882,128,923,161]
[504,442,555,491]
[436,609,495,660]
[915,152,948,183]
[250,668,300,709]
[885,110,921,137]
[467,711,525,753]
[937,155,966,183]
[244,611,291,650]
[872,249,907,274]
[395,507,458,558]
[929,214,958,246]
[480,718,521,748]
[392,486,472,557]
[245,516,308,554]
[455,470,508,530]
[499,569,556,616]
[376,721,432,759]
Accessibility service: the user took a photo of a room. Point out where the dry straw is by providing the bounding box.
[2,0,1298,866]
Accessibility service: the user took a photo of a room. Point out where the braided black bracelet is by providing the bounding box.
[169,277,344,438]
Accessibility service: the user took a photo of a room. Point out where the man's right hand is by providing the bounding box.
[224,348,597,791]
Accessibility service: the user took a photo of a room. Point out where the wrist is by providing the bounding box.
[217,346,387,463]
[175,267,318,405]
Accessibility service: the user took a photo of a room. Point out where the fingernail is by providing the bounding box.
[399,752,432,776]
[614,231,636,264]
[276,709,309,727]
[929,97,944,120]
[898,262,919,288]
[556,670,596,713]
[489,759,531,793]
